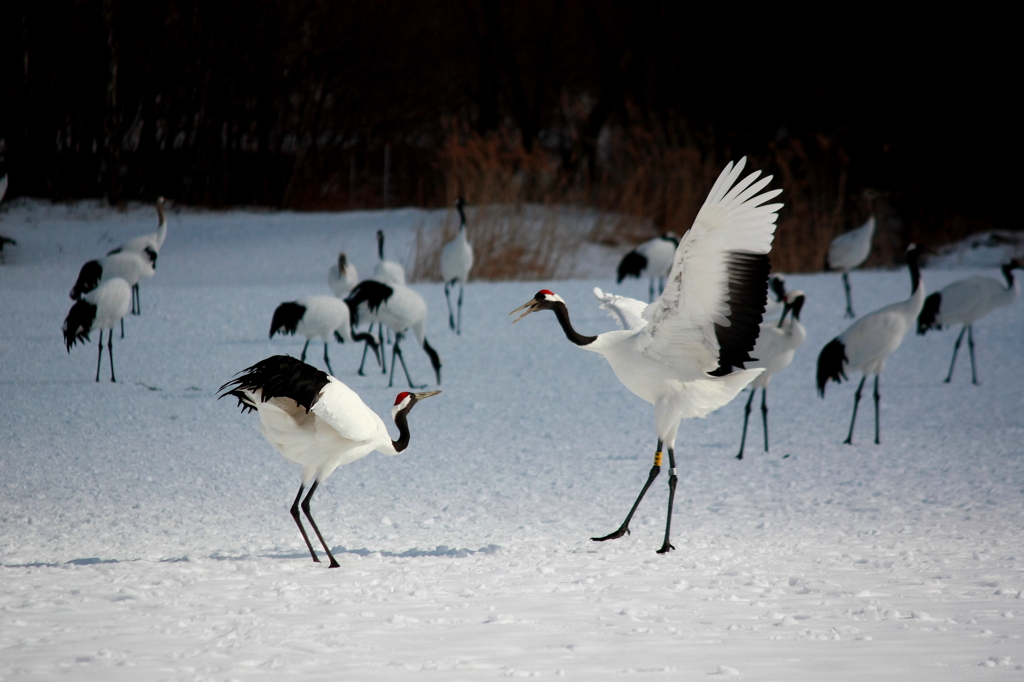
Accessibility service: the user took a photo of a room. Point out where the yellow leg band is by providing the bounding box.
[654,451,663,467]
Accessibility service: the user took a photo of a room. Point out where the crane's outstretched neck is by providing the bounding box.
[552,302,598,347]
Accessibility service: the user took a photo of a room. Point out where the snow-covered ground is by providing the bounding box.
[1,200,1022,680]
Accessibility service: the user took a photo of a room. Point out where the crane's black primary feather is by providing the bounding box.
[616,250,647,283]
[269,302,306,338]
[917,292,942,335]
[70,260,102,300]
[62,299,97,351]
[816,338,848,397]
[345,280,394,313]
[709,252,771,376]
[218,355,330,413]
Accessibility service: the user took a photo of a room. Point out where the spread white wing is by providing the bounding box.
[639,157,783,374]
[593,287,647,331]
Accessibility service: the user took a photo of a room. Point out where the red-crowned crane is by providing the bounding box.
[735,289,807,459]
[917,259,1022,384]
[106,197,167,315]
[346,280,441,389]
[510,158,781,553]
[373,230,406,286]
[70,250,155,337]
[328,252,359,298]
[826,215,876,318]
[62,277,132,382]
[616,232,681,302]
[219,355,440,568]
[441,197,474,334]
[817,244,925,444]
[269,295,380,376]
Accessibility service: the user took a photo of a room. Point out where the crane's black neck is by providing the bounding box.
[907,249,922,294]
[552,301,597,347]
[377,232,385,260]
[338,253,347,271]
[457,204,467,229]
[1002,263,1016,288]
[391,405,413,452]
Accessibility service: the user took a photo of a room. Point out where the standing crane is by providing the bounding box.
[510,158,781,553]
[62,277,132,382]
[346,280,441,389]
[269,295,380,376]
[328,252,359,298]
[106,197,167,315]
[735,289,807,459]
[616,232,681,302]
[441,197,474,334]
[817,244,925,444]
[826,215,876,318]
[916,259,1022,384]
[70,250,155,336]
[219,355,440,568]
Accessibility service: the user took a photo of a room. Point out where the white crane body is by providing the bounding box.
[818,245,925,444]
[917,260,1021,384]
[441,198,474,334]
[220,355,440,568]
[512,157,781,553]
[62,277,131,382]
[269,295,379,375]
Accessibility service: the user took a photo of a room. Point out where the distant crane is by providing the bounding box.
[817,244,925,444]
[917,259,1022,384]
[219,355,440,568]
[269,295,380,376]
[826,215,876,318]
[62,277,132,382]
[70,250,155,336]
[346,280,441,389]
[441,197,474,334]
[616,232,680,302]
[373,230,406,286]
[328,252,359,298]
[511,158,781,553]
[735,289,807,459]
[107,197,167,315]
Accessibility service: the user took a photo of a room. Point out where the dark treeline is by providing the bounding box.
[0,2,1015,242]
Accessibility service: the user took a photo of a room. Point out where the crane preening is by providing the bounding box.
[916,259,1022,385]
[817,244,925,444]
[510,158,781,553]
[219,355,440,568]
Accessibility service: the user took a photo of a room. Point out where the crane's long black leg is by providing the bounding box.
[656,447,678,554]
[444,281,456,331]
[844,376,866,445]
[873,374,881,445]
[108,329,116,382]
[95,329,104,382]
[301,481,340,568]
[391,334,425,389]
[378,324,387,373]
[289,484,320,563]
[967,324,979,385]
[761,388,770,452]
[388,334,400,387]
[323,342,334,376]
[456,282,464,335]
[300,340,310,363]
[134,283,142,316]
[593,441,663,542]
[357,328,374,375]
[842,272,855,318]
[648,278,655,303]
[944,327,966,383]
[736,389,756,460]
[120,317,125,339]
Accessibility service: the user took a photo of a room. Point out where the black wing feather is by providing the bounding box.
[816,338,848,397]
[269,302,306,338]
[709,252,771,376]
[218,355,330,413]
[345,280,394,313]
[62,299,97,351]
[616,250,647,283]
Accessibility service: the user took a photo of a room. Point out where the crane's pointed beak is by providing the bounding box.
[509,299,540,324]
[413,390,441,401]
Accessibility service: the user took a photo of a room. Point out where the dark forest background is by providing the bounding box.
[0,1,1017,271]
